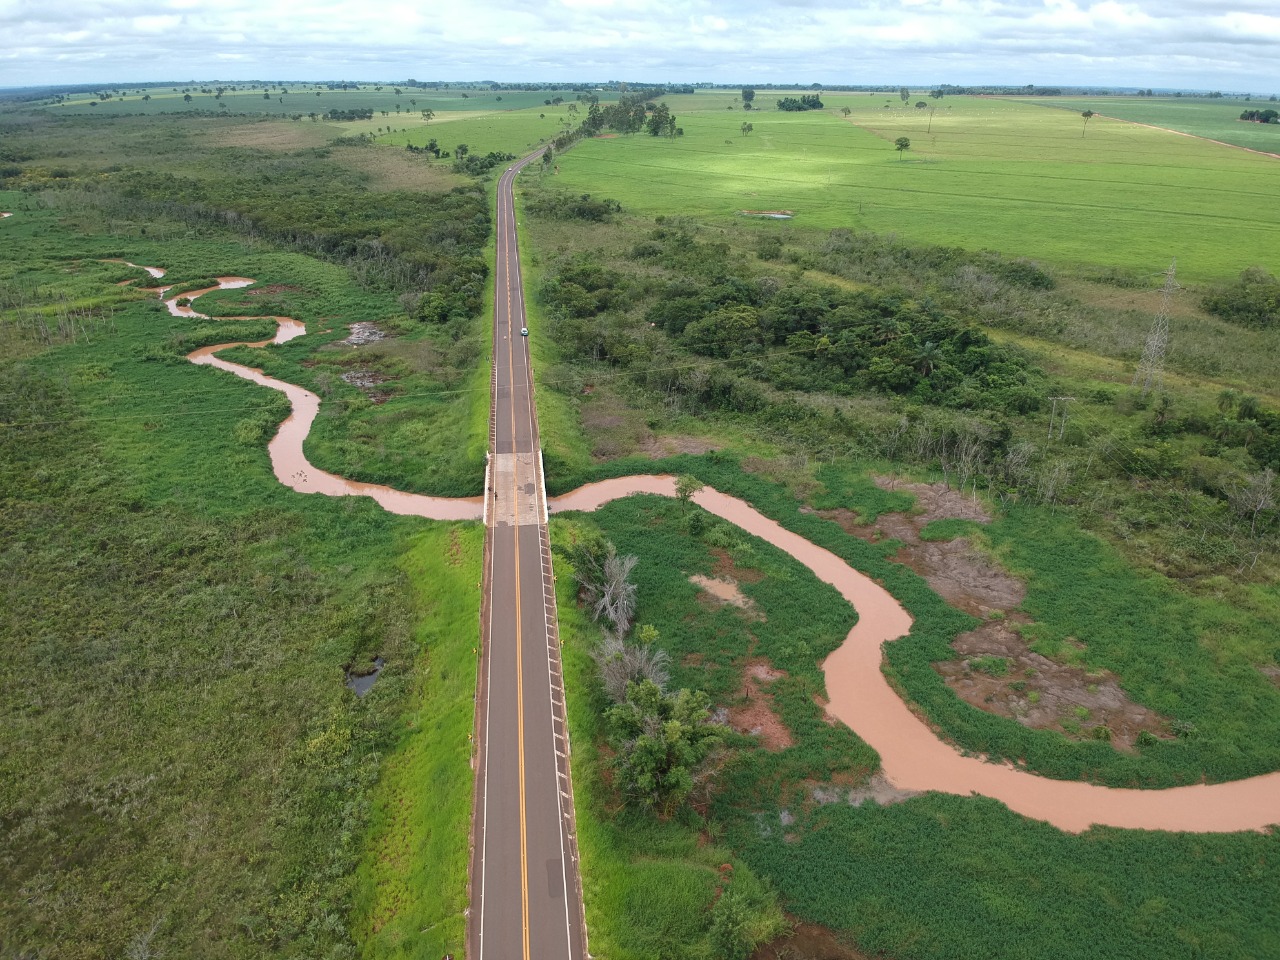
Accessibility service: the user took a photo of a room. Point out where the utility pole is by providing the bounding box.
[1048,396,1076,441]
[1133,259,1178,396]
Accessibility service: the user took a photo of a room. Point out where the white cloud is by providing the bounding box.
[0,0,1276,90]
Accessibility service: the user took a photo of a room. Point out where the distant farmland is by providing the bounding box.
[1026,96,1280,155]
[543,93,1279,282]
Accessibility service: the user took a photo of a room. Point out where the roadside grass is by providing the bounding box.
[1025,95,1280,154]
[552,519,788,960]
[548,95,1279,281]
[352,523,483,960]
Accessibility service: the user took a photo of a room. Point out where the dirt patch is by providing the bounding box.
[827,476,1162,747]
[241,283,302,297]
[740,210,794,219]
[810,772,920,809]
[208,120,335,152]
[726,659,792,751]
[751,920,873,960]
[691,573,765,622]
[339,369,395,404]
[803,506,863,536]
[637,434,721,457]
[341,322,386,346]
[872,474,992,523]
[836,498,1022,619]
[710,547,765,584]
[935,616,1170,749]
[1261,664,1280,688]
[893,538,1025,618]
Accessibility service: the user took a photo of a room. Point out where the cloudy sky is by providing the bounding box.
[2,0,1277,92]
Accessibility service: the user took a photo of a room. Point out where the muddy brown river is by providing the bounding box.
[158,271,1279,834]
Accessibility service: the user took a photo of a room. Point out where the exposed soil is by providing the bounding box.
[751,920,873,960]
[810,772,920,809]
[341,322,387,346]
[936,618,1171,749]
[871,474,992,523]
[690,573,763,620]
[241,283,302,297]
[726,659,792,750]
[824,476,1165,749]
[339,369,396,403]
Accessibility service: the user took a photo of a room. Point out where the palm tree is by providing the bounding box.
[1217,388,1241,414]
[1237,394,1261,421]
[912,340,943,375]
[1081,110,1094,137]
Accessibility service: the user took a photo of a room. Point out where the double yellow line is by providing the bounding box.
[500,172,532,960]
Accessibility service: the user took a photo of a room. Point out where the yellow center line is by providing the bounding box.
[504,182,532,960]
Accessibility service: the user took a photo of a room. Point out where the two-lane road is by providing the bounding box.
[470,152,585,960]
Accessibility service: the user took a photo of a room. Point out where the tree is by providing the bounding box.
[421,108,434,122]
[142,94,151,102]
[183,94,192,103]
[1081,109,1094,137]
[606,680,721,815]
[895,136,911,159]
[740,121,753,136]
[900,86,910,103]
[916,101,928,109]
[841,106,851,116]
[1230,468,1277,536]
[675,474,704,511]
[912,340,943,375]
[741,87,755,104]
[455,143,469,159]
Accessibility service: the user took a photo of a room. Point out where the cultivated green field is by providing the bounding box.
[43,83,602,117]
[1027,96,1280,154]
[546,93,1279,281]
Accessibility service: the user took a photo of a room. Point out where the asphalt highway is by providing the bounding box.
[470,151,585,960]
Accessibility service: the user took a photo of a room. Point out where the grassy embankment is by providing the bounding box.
[509,95,1280,958]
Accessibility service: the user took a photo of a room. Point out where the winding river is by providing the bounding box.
[149,268,1279,834]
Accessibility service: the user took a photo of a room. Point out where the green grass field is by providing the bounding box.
[42,84,600,117]
[545,94,1279,281]
[1026,96,1280,154]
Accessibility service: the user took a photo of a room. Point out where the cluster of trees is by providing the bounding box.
[324,108,374,121]
[98,164,491,330]
[540,225,1044,415]
[776,94,824,111]
[1240,109,1279,123]
[545,93,685,151]
[1201,267,1280,329]
[523,189,622,223]
[453,150,515,176]
[570,533,722,815]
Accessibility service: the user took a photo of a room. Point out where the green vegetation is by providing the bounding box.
[1028,95,1280,153]
[552,479,1280,960]
[517,93,1280,957]
[554,519,791,960]
[353,525,482,959]
[545,94,1280,280]
[0,98,497,956]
